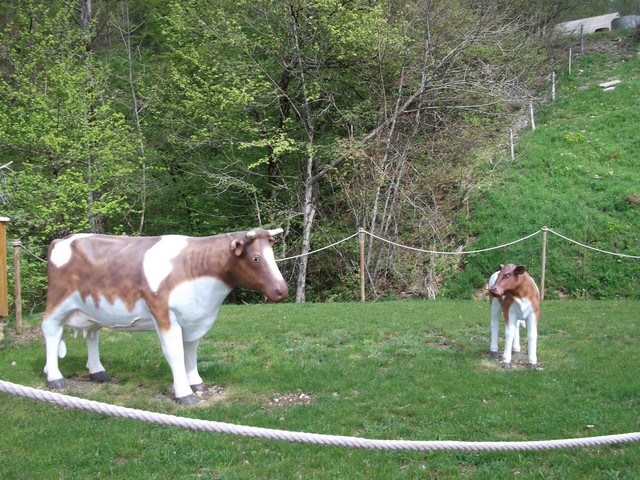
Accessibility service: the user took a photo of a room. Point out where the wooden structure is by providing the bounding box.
[0,217,8,340]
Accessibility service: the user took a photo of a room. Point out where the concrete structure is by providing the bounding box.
[612,15,640,30]
[555,12,620,35]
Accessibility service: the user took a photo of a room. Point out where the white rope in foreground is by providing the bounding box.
[1,381,638,452]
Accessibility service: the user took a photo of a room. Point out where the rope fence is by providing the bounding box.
[1,380,638,452]
[0,226,639,451]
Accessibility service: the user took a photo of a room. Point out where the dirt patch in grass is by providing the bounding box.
[480,351,544,371]
[266,391,314,408]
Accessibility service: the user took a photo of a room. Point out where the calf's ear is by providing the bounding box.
[514,265,527,275]
[229,239,245,257]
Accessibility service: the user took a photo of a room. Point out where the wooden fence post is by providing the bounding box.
[359,228,366,303]
[529,101,536,131]
[13,240,22,334]
[0,217,8,341]
[540,226,548,301]
[552,71,556,102]
[510,129,515,161]
[568,47,572,75]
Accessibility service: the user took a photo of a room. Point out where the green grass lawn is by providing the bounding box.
[0,300,638,479]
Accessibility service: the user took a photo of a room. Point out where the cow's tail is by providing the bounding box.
[58,338,67,358]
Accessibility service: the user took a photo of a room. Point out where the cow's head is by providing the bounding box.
[228,228,288,302]
[488,264,527,297]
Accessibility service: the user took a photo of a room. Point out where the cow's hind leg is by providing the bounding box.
[183,339,205,393]
[42,314,67,389]
[84,328,112,383]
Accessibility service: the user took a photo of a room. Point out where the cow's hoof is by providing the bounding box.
[490,351,500,359]
[89,371,113,383]
[175,394,199,405]
[47,378,67,389]
[529,363,543,371]
[190,383,206,393]
[501,362,512,370]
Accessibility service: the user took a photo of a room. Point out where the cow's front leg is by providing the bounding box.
[526,314,538,368]
[84,328,112,383]
[157,323,198,404]
[42,317,67,389]
[183,339,205,392]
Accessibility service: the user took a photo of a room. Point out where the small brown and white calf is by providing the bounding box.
[42,228,288,404]
[488,264,540,369]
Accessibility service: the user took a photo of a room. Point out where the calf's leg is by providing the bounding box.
[502,313,518,369]
[490,297,501,357]
[526,315,538,367]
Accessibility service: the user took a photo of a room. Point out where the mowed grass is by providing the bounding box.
[0,300,638,479]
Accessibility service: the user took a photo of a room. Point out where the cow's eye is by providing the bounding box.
[504,274,510,278]
[252,255,261,263]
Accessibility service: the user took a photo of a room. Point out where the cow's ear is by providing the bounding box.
[514,265,527,275]
[229,239,245,257]
[269,236,276,246]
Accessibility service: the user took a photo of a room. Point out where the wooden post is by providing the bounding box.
[529,101,536,131]
[13,240,22,334]
[0,217,8,341]
[568,47,572,75]
[551,71,556,102]
[540,226,548,301]
[509,129,515,161]
[359,228,365,303]
[580,25,584,55]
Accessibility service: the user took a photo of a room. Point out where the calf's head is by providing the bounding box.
[489,264,527,297]
[228,228,288,302]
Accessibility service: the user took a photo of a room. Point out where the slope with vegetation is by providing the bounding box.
[448,33,640,299]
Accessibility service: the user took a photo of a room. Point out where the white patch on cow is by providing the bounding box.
[143,235,189,293]
[168,277,231,342]
[488,271,499,290]
[262,244,286,283]
[50,233,95,268]
[53,292,155,332]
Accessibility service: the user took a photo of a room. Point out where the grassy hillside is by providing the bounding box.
[447,34,640,299]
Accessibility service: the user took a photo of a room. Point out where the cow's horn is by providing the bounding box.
[245,230,257,240]
[267,228,283,237]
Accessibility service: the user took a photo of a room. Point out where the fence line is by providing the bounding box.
[364,229,543,255]
[546,228,640,259]
[276,227,639,262]
[1,380,638,452]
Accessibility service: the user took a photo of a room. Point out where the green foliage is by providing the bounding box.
[1,300,639,478]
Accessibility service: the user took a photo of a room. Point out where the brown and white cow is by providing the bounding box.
[42,228,288,404]
[488,264,540,370]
